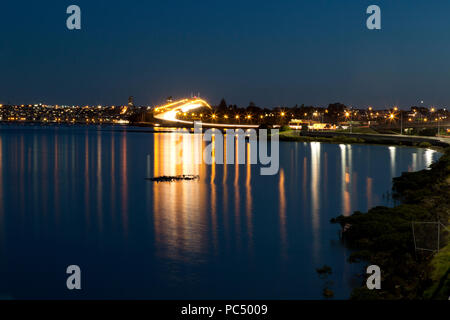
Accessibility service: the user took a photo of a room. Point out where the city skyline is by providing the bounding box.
[0,98,446,111]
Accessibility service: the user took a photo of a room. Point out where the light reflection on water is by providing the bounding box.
[0,125,442,299]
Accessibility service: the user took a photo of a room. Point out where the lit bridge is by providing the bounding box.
[153,98,258,129]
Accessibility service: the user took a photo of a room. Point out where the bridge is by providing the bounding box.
[153,98,259,129]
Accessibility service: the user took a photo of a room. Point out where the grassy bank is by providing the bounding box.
[278,130,366,144]
[334,127,381,135]
[331,148,450,299]
[423,241,450,299]
[277,130,442,149]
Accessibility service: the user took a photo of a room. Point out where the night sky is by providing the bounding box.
[1,0,450,109]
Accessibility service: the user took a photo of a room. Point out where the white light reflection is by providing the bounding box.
[389,146,396,176]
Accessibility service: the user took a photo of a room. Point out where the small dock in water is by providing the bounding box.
[146,175,200,183]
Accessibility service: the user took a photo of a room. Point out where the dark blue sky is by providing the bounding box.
[1,1,450,109]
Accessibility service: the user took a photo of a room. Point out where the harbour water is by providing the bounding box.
[0,124,441,299]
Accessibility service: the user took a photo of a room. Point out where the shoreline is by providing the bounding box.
[331,147,450,299]
[278,130,450,151]
[277,129,449,299]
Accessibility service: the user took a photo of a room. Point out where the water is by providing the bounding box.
[0,124,441,299]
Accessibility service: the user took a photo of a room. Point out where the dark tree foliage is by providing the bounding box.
[217,98,228,111]
[327,103,346,115]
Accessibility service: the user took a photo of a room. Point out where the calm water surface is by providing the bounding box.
[0,124,441,299]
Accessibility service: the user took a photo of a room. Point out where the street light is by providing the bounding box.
[438,116,441,136]
[345,109,352,133]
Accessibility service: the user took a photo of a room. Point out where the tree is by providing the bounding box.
[247,101,261,113]
[218,98,227,111]
[327,103,346,115]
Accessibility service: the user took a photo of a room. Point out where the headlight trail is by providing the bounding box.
[153,98,259,128]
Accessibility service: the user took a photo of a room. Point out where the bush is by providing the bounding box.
[280,125,291,132]
[419,128,438,137]
[419,142,432,148]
